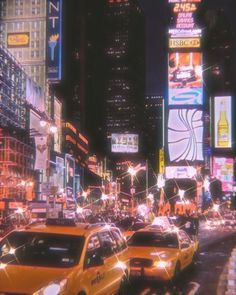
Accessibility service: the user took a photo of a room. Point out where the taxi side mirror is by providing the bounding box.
[181,243,190,249]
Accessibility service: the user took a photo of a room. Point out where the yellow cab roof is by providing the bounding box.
[15,221,112,237]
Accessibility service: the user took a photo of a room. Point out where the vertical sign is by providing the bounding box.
[214,96,232,149]
[47,0,62,81]
[54,98,62,152]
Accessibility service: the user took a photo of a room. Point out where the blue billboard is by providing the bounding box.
[47,0,62,81]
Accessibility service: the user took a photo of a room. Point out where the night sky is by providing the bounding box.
[138,0,168,96]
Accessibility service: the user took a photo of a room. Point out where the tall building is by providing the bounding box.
[104,0,145,141]
[144,95,163,169]
[0,0,47,92]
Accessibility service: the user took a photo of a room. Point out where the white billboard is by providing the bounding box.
[26,77,45,112]
[165,166,196,179]
[168,109,204,162]
[214,96,232,149]
[111,134,139,153]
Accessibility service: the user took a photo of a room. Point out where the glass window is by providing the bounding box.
[99,231,117,257]
[111,229,127,252]
[128,232,179,249]
[179,230,191,245]
[0,232,85,268]
[84,234,102,268]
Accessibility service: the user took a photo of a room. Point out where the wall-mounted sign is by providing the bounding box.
[213,157,234,192]
[7,32,29,48]
[214,96,232,149]
[47,0,62,81]
[169,38,200,48]
[169,0,201,3]
[168,109,204,162]
[169,28,202,38]
[111,134,139,153]
[168,52,203,105]
[165,166,196,179]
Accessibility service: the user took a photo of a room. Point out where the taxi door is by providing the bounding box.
[179,230,194,268]
[82,234,107,295]
[98,230,124,295]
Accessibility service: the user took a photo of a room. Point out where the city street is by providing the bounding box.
[127,228,236,295]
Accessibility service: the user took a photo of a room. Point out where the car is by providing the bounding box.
[127,226,198,281]
[0,218,130,295]
[123,222,149,241]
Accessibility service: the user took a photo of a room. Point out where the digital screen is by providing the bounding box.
[169,0,201,3]
[169,28,202,38]
[213,157,234,192]
[214,96,232,149]
[165,166,196,179]
[168,52,203,105]
[111,134,139,153]
[168,109,204,162]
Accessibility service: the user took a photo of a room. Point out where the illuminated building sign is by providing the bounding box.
[7,32,29,48]
[168,109,204,162]
[168,52,203,105]
[169,28,201,38]
[214,96,232,149]
[111,134,139,153]
[47,0,62,81]
[169,38,200,48]
[169,0,201,3]
[213,157,234,192]
[165,166,196,179]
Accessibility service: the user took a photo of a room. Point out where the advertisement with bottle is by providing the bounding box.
[168,52,203,105]
[214,96,232,148]
[213,157,234,192]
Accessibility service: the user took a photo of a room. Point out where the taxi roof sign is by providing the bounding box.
[46,218,76,227]
[151,216,172,229]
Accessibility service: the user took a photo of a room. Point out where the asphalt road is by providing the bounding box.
[127,231,236,295]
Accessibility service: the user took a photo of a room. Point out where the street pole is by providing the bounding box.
[146,159,148,198]
[131,174,134,216]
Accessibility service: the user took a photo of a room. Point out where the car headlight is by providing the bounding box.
[153,260,173,269]
[33,279,67,295]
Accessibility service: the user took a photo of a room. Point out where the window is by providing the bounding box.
[179,230,191,246]
[84,235,102,268]
[111,229,127,252]
[99,231,117,257]
[32,7,40,15]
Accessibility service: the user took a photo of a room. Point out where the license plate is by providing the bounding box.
[131,269,141,276]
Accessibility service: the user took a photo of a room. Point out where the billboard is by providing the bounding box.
[30,110,49,137]
[168,109,204,162]
[214,96,232,149]
[169,38,200,49]
[111,134,139,153]
[35,136,48,170]
[7,32,30,48]
[169,0,201,2]
[26,77,45,112]
[54,98,62,153]
[168,52,203,105]
[165,166,196,179]
[47,0,62,81]
[213,157,234,192]
[169,28,202,38]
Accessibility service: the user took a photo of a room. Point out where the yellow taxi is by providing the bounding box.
[123,222,149,241]
[0,219,130,295]
[127,225,198,281]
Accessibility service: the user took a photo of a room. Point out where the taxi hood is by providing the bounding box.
[0,265,74,293]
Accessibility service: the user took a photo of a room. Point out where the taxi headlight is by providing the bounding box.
[33,279,67,295]
[153,260,173,269]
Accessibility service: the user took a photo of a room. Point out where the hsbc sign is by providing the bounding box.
[169,37,200,48]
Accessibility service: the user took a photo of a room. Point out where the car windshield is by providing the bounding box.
[127,232,178,248]
[129,223,148,231]
[0,231,85,268]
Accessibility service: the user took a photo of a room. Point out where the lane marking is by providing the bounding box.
[187,282,200,295]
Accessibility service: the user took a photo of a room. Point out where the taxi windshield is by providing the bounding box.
[0,231,85,268]
[127,232,178,248]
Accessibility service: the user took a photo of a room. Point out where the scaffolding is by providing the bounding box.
[0,136,35,200]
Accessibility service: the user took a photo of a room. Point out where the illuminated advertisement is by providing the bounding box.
[47,0,62,81]
[169,28,202,38]
[111,134,139,153]
[214,96,232,149]
[169,38,200,48]
[169,0,201,3]
[26,77,45,112]
[168,52,202,105]
[7,32,30,48]
[168,109,204,162]
[30,110,49,137]
[35,136,48,170]
[165,166,196,179]
[213,157,234,192]
[54,98,62,153]
[65,154,75,200]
